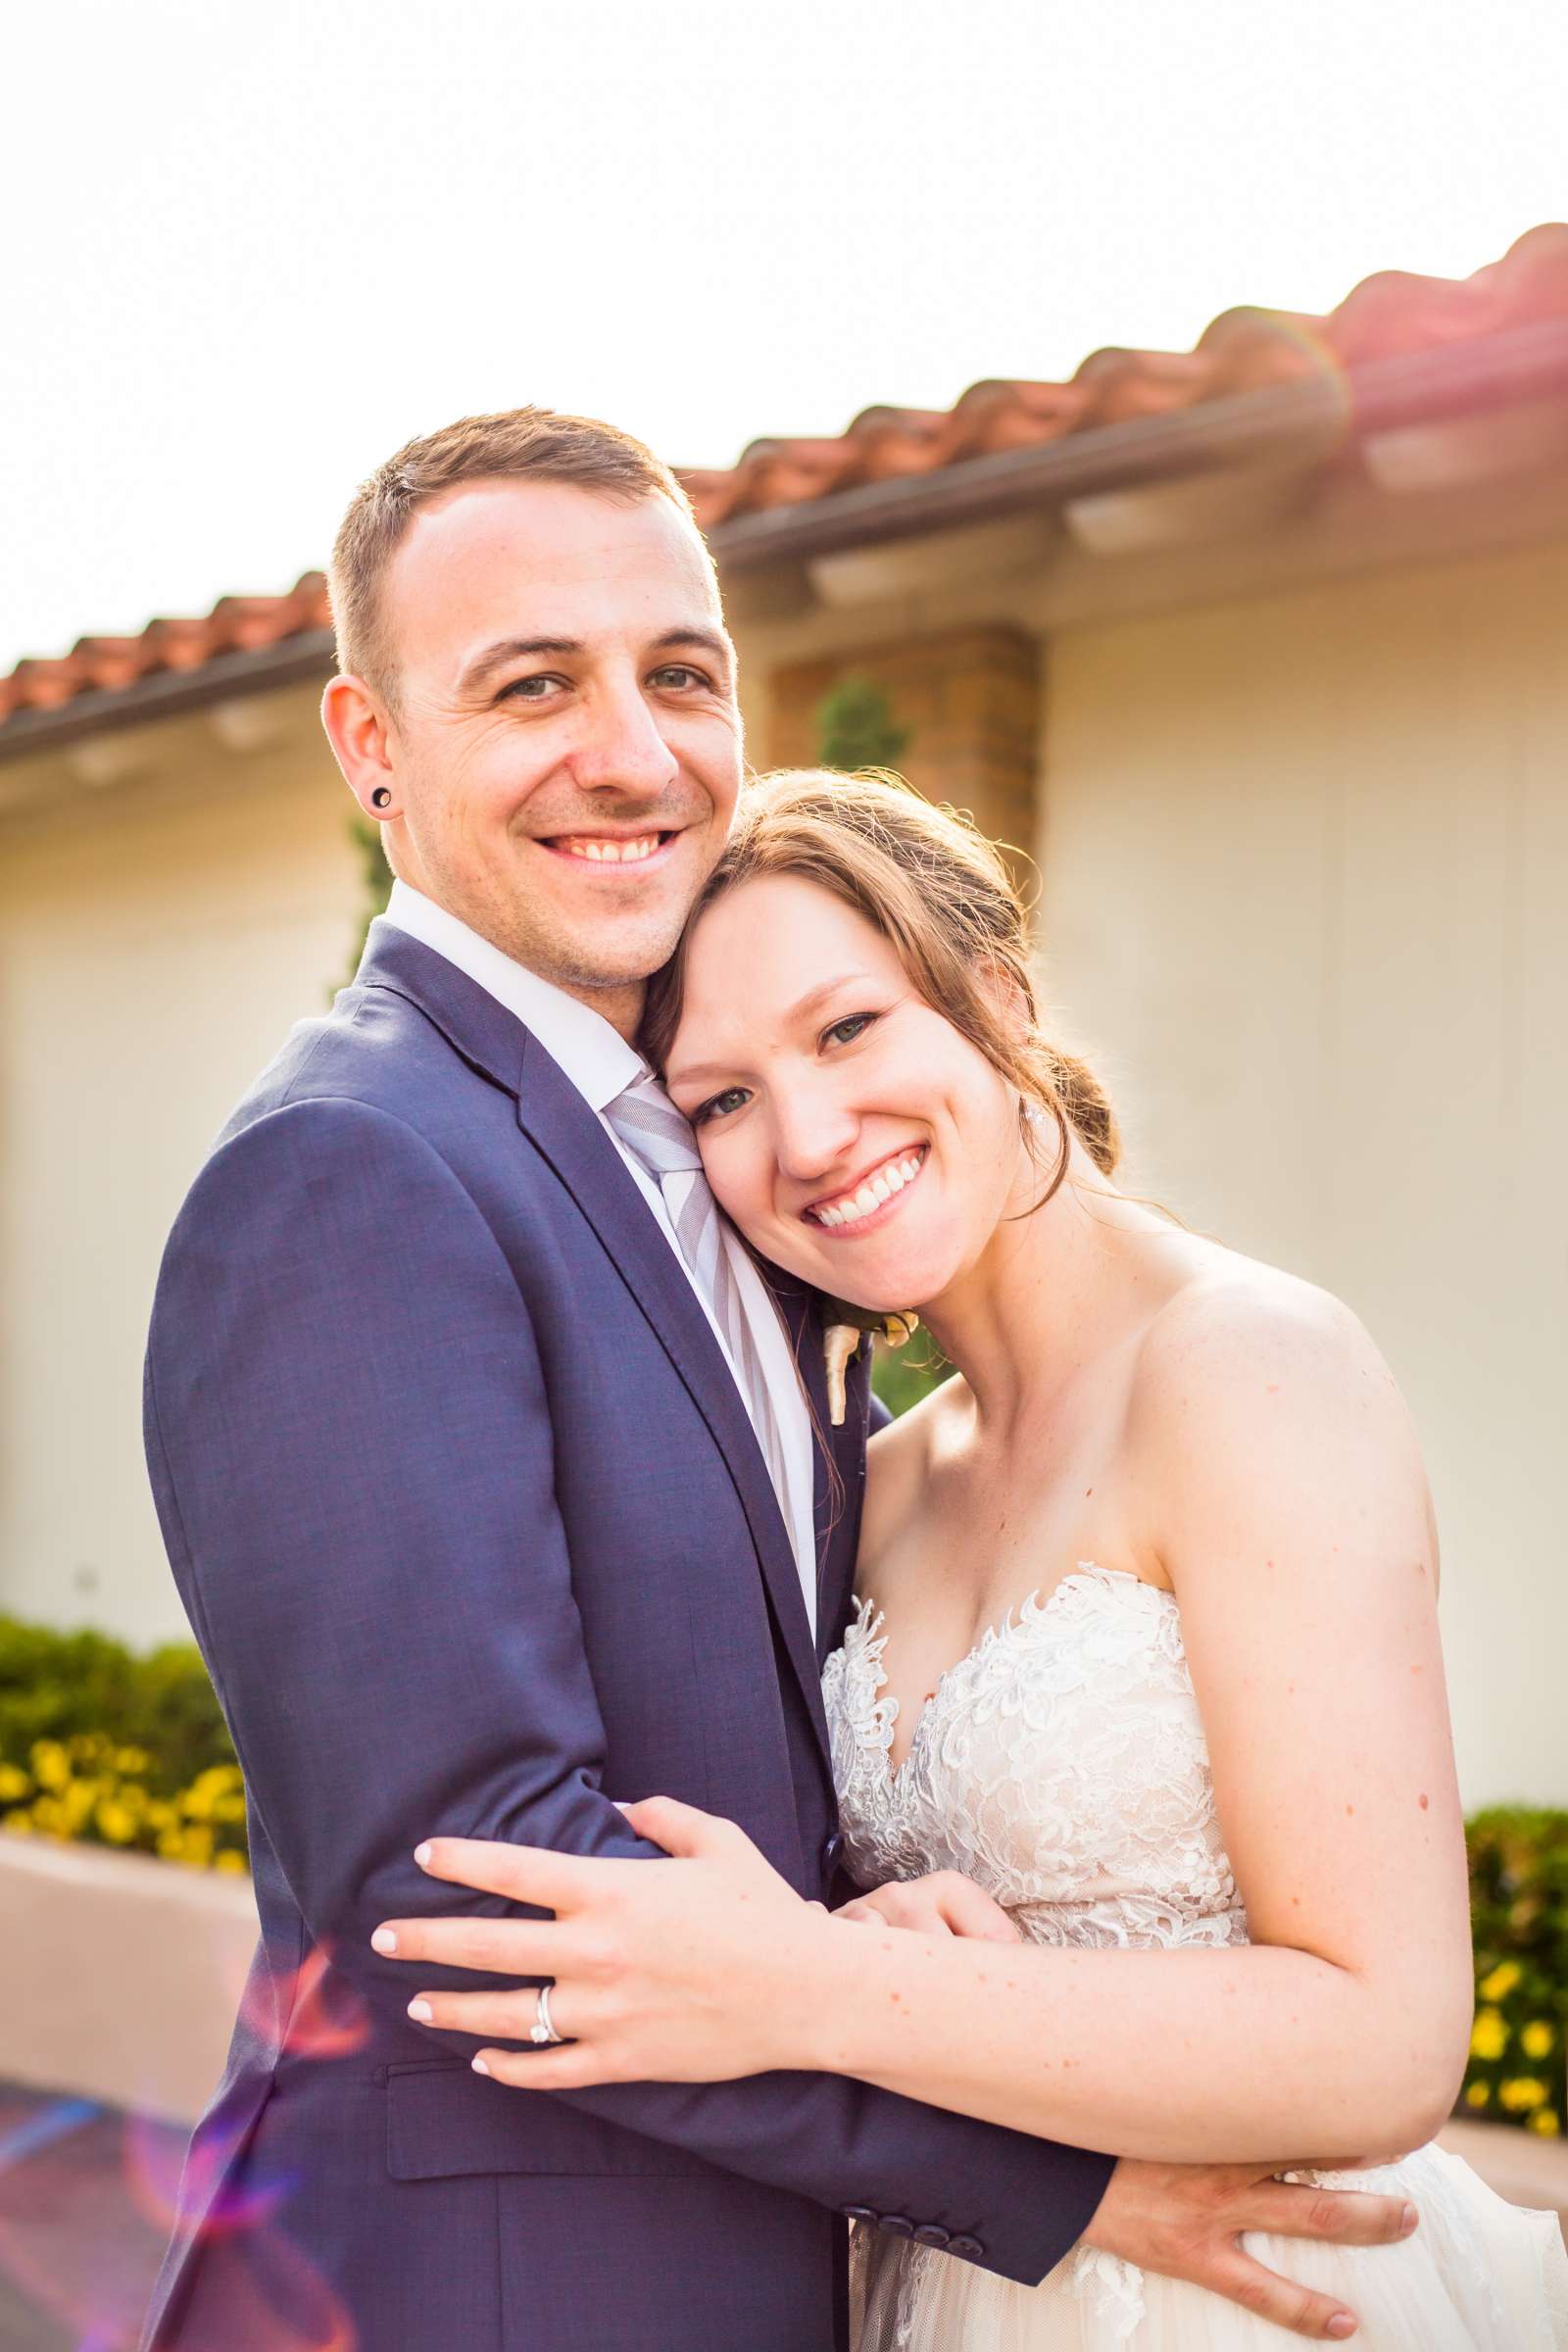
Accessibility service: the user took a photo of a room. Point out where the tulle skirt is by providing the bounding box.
[852,2143,1568,2349]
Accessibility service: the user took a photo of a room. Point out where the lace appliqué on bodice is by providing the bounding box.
[824,1565,1249,2342]
[825,1565,1248,1955]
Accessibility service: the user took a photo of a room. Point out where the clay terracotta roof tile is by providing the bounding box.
[0,573,330,728]
[680,223,1568,528]
[5,229,1566,728]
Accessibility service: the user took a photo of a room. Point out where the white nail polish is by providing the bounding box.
[371,1928,398,1954]
[415,1841,433,1867]
[471,2056,491,2076]
[408,1998,432,2023]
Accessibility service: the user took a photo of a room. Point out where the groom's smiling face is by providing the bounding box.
[359,478,743,1026]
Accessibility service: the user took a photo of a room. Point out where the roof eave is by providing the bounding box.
[0,629,336,769]
[706,316,1568,571]
[4,316,1567,768]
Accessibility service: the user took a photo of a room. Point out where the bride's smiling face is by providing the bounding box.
[663,874,1030,1312]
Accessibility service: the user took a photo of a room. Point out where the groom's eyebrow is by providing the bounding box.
[456,636,584,695]
[457,625,734,699]
[649,625,734,669]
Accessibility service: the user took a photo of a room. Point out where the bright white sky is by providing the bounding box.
[3,0,1564,676]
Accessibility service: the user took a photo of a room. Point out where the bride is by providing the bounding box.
[391,771,1568,2346]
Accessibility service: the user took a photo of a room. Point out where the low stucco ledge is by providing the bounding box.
[1,1830,256,2125]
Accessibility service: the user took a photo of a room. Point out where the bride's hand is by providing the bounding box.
[373,1797,834,2087]
[836,1872,1022,1943]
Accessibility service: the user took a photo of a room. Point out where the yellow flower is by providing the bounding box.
[214,1848,249,1876]
[1478,1960,1522,2003]
[3,1809,34,1835]
[95,1798,137,1845]
[157,1826,185,1861]
[1527,2110,1561,2137]
[0,1764,31,1803]
[1499,2078,1548,2112]
[30,1740,70,1792]
[180,1824,215,1869]
[1464,2081,1492,2108]
[115,1746,151,1776]
[63,1778,101,1834]
[1469,2010,1509,2062]
[1520,2021,1556,2061]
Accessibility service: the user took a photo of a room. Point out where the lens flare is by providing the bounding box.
[146,2230,359,2352]
[122,2105,286,2241]
[239,1939,372,2064]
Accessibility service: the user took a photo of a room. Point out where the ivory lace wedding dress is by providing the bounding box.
[823,1564,1568,2350]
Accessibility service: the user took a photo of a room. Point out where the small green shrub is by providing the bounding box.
[0,1617,246,1872]
[813,675,909,774]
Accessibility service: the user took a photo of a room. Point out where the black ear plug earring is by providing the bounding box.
[371,788,393,810]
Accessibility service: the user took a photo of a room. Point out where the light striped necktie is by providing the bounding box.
[605,1070,794,1522]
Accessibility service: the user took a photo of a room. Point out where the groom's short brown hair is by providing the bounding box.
[328,407,697,706]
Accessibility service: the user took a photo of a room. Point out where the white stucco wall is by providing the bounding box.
[1036,536,1568,1810]
[0,691,362,1642]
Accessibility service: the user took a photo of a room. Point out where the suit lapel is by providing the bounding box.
[359,925,832,1768]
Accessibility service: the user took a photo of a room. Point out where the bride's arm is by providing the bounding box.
[386,1284,1475,2166]
[784,1283,1473,2162]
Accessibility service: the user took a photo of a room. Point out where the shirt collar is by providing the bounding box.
[381,879,644,1113]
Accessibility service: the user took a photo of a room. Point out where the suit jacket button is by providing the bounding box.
[821,1831,845,1878]
[843,2206,877,2224]
[881,2214,914,2237]
[949,2233,984,2258]
[912,2225,952,2247]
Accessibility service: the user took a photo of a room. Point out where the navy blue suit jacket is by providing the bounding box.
[140,922,1113,2351]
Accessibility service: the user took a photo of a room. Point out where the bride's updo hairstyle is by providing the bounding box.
[642,768,1119,1204]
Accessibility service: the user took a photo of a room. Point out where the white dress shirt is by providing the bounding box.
[380,882,819,1632]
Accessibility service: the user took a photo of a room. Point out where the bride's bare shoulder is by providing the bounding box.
[1136,1249,1389,1387]
[1128,1249,1430,1531]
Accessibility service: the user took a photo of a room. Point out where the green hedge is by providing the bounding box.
[1,1617,1563,2132]
[0,1617,246,1871]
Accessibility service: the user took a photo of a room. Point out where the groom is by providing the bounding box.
[141,407,1413,2350]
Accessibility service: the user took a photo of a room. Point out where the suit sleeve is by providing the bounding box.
[146,1095,1113,2285]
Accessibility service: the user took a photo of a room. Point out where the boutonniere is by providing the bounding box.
[822,1302,920,1427]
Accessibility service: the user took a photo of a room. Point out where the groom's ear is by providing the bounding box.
[322,672,397,817]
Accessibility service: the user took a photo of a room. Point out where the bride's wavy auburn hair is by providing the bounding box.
[641,768,1120,1205]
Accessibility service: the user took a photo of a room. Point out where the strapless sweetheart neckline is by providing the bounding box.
[857,1561,1175,1786]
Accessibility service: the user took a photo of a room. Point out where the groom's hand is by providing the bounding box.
[1080,2158,1418,2341]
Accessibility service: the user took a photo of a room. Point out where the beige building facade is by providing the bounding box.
[0,694,359,1641]
[4,291,1567,1811]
